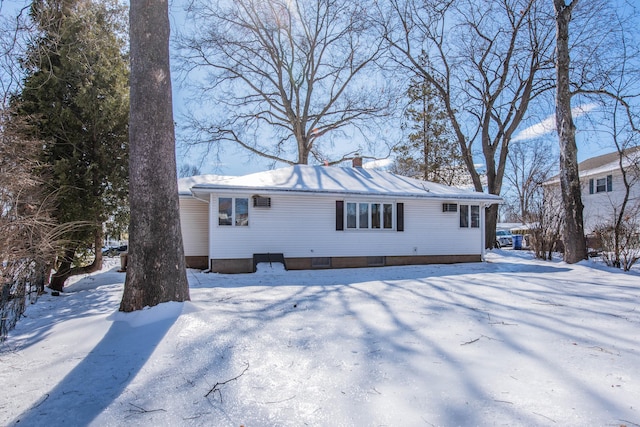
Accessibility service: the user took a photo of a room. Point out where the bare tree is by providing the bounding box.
[504,137,555,223]
[1,1,58,339]
[382,0,555,248]
[529,190,564,261]
[553,0,588,263]
[177,0,392,166]
[0,109,62,340]
[589,13,640,270]
[0,2,29,106]
[551,0,640,263]
[120,0,190,312]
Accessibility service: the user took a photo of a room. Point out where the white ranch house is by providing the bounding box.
[543,147,640,236]
[178,162,502,273]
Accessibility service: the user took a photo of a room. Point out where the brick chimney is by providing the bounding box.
[352,156,363,168]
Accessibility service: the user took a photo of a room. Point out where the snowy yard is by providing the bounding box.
[1,251,639,426]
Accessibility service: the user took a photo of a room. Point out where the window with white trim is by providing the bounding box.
[460,204,480,228]
[346,202,395,230]
[218,197,249,226]
[589,175,613,194]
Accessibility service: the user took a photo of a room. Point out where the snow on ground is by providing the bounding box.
[1,251,639,426]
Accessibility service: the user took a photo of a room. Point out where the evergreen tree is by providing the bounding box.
[393,60,464,185]
[16,0,129,290]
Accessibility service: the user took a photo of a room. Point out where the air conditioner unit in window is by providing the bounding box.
[252,195,271,208]
[442,203,458,212]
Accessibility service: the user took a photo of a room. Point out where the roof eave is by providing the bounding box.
[190,185,502,204]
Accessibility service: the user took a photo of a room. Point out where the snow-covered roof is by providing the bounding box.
[187,165,502,203]
[178,174,233,195]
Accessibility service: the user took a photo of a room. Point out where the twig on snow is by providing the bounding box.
[370,387,382,395]
[532,411,556,423]
[125,403,166,418]
[205,363,250,402]
[32,393,49,409]
[461,335,500,346]
[264,395,296,404]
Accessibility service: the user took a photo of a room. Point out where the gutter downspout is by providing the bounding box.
[481,203,487,262]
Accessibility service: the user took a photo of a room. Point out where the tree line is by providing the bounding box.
[1,0,639,330]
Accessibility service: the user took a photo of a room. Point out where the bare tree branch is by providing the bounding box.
[176,0,393,166]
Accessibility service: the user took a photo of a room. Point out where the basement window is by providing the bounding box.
[367,256,385,267]
[311,257,331,268]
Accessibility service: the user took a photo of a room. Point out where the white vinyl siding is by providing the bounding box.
[582,172,640,233]
[209,193,482,260]
[542,171,640,234]
[179,197,209,256]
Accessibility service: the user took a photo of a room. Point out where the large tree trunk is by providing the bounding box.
[485,205,499,250]
[554,0,587,263]
[120,0,190,312]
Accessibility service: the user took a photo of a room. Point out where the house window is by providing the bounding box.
[459,205,469,227]
[471,205,480,228]
[359,203,369,229]
[344,201,396,230]
[218,197,249,226]
[235,198,249,226]
[371,203,381,229]
[346,202,357,228]
[383,204,393,229]
[589,175,613,194]
[460,204,480,228]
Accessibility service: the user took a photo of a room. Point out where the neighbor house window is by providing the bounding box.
[344,201,395,230]
[218,197,249,226]
[589,175,613,194]
[460,204,480,228]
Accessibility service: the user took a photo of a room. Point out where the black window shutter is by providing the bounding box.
[589,178,594,194]
[336,201,344,230]
[397,203,404,231]
[607,175,613,192]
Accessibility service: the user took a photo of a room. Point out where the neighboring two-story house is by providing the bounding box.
[544,146,640,236]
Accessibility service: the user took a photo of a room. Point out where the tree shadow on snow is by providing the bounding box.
[9,301,180,426]
[3,264,125,352]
